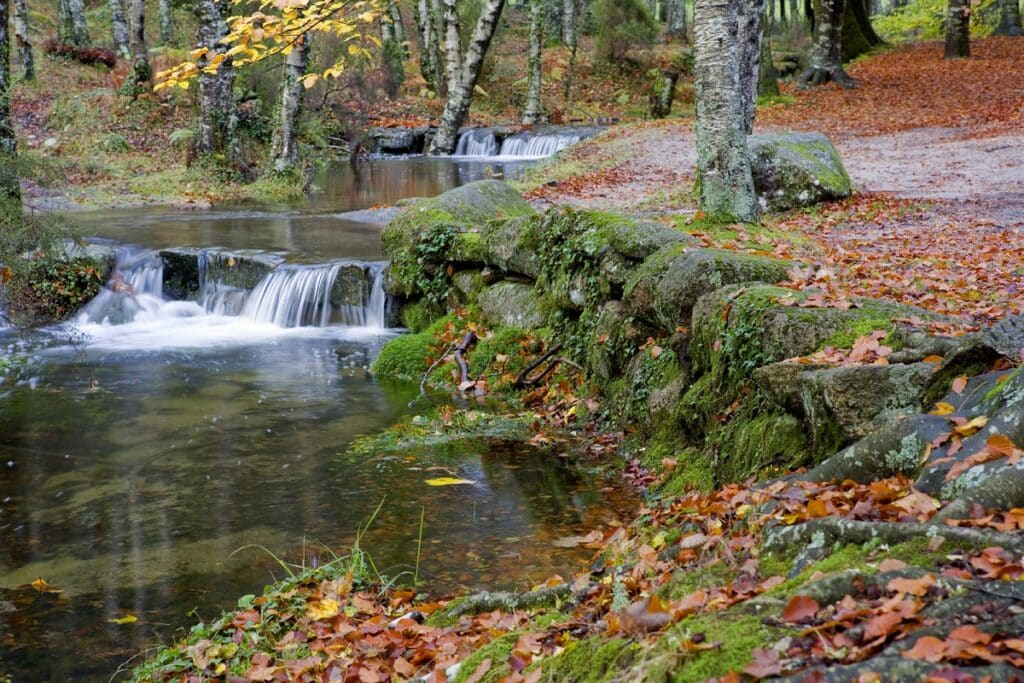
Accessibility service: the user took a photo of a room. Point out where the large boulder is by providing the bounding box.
[370,127,429,154]
[748,132,852,211]
[478,281,546,328]
[382,180,536,299]
[625,247,795,330]
[159,248,284,300]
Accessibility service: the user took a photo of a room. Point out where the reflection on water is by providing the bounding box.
[0,337,630,681]
[70,157,535,260]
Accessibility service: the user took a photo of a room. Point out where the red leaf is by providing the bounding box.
[781,595,819,624]
[902,635,948,662]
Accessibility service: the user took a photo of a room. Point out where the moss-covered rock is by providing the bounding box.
[479,214,543,278]
[625,247,795,330]
[382,180,536,301]
[748,132,853,212]
[478,281,547,328]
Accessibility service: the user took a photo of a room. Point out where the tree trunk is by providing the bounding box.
[108,0,131,58]
[758,29,780,97]
[562,0,578,104]
[800,0,855,87]
[194,0,238,162]
[841,0,883,61]
[270,34,311,173]
[0,0,20,204]
[738,0,766,133]
[649,69,679,118]
[522,0,544,124]
[994,0,1023,35]
[666,0,687,36]
[12,0,33,81]
[158,0,173,44]
[128,0,151,92]
[780,0,788,24]
[414,0,443,93]
[944,0,970,58]
[390,1,407,47]
[59,0,91,47]
[427,0,506,155]
[693,0,760,223]
[441,0,463,96]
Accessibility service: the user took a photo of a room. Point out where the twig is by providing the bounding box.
[453,331,477,391]
[514,343,564,388]
[410,341,457,407]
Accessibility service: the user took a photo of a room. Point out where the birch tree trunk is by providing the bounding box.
[12,0,33,81]
[415,0,443,92]
[693,0,759,223]
[427,0,507,155]
[994,0,1023,35]
[757,29,780,97]
[0,0,20,204]
[562,0,578,103]
[522,0,544,124]
[649,69,679,118]
[441,0,463,96]
[944,0,970,58]
[194,0,238,163]
[737,0,766,133]
[390,1,408,46]
[129,0,151,91]
[59,0,91,47]
[108,0,131,58]
[159,0,173,44]
[666,0,687,36]
[270,34,311,173]
[799,0,855,86]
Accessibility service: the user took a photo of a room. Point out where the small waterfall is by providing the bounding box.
[499,132,583,158]
[455,129,500,157]
[242,263,342,328]
[77,248,166,324]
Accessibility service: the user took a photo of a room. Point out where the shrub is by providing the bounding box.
[592,0,657,63]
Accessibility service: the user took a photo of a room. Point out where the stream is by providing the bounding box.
[0,150,633,681]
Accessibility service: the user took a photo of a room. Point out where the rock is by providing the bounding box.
[159,248,285,300]
[335,206,404,226]
[748,132,852,211]
[755,361,936,442]
[159,247,204,300]
[60,240,118,277]
[478,281,546,328]
[625,247,795,330]
[580,212,697,261]
[451,270,487,304]
[371,127,428,154]
[331,262,373,308]
[382,180,536,298]
[480,214,542,279]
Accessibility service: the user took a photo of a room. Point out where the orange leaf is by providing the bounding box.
[901,635,947,662]
[781,595,819,624]
[951,375,968,394]
[887,574,936,597]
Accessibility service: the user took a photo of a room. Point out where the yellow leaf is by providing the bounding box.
[425,477,475,487]
[31,578,51,592]
[108,615,138,625]
[301,74,319,89]
[930,402,955,416]
[305,599,340,620]
[177,81,190,90]
[348,44,361,56]
[953,415,988,437]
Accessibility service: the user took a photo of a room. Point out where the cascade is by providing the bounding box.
[76,248,166,325]
[242,263,342,328]
[499,132,583,158]
[454,129,500,157]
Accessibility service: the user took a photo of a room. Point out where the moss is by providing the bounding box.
[649,613,780,683]
[371,314,457,381]
[536,636,637,683]
[401,301,443,333]
[469,327,531,378]
[656,563,740,601]
[451,634,519,683]
[819,316,899,351]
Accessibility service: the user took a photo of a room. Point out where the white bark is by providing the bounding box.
[390,1,407,45]
[0,0,19,203]
[415,0,443,92]
[12,0,33,81]
[801,0,855,86]
[194,0,237,161]
[271,35,311,173]
[427,0,507,155]
[666,0,687,36]
[693,0,759,222]
[109,0,131,58]
[129,0,151,90]
[441,0,463,96]
[737,0,766,133]
[522,0,544,124]
[59,0,91,47]
[159,0,173,44]
[562,0,577,46]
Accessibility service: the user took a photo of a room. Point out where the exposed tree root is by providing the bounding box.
[437,583,573,620]
[514,343,564,388]
[798,66,857,88]
[763,518,1024,555]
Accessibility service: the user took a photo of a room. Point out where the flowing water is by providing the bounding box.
[0,156,633,682]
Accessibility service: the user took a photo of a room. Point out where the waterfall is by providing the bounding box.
[499,132,583,158]
[242,263,342,328]
[76,248,166,325]
[454,129,500,157]
[337,262,388,328]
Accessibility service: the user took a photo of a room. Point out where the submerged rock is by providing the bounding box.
[748,132,852,211]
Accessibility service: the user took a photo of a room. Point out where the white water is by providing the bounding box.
[70,248,392,351]
[453,129,586,159]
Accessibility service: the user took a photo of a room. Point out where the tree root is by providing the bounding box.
[798,65,857,89]
[453,331,477,391]
[514,343,564,388]
[763,518,1024,555]
[436,583,573,621]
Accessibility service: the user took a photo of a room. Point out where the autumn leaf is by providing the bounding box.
[424,477,475,486]
[108,614,139,625]
[887,574,936,597]
[781,595,819,624]
[305,599,340,620]
[743,647,784,678]
[951,375,968,394]
[930,402,956,416]
[902,635,948,662]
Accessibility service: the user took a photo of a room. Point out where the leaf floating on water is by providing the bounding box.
[424,477,475,487]
[108,614,138,625]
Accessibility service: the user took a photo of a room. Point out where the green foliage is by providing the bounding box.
[101,133,132,153]
[874,0,997,39]
[168,127,195,149]
[592,0,657,62]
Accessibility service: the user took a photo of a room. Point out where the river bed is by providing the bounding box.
[0,154,632,681]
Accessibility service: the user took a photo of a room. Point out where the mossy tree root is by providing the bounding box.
[798,65,857,89]
[436,583,573,621]
[763,518,1024,556]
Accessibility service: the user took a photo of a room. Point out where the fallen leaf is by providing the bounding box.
[108,614,138,625]
[781,595,819,624]
[902,635,947,662]
[424,477,475,486]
